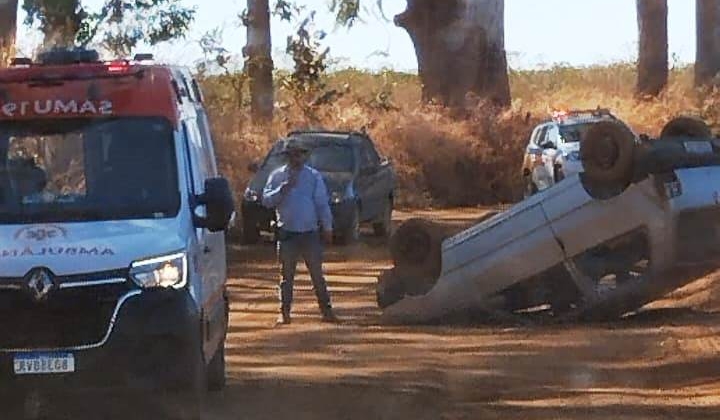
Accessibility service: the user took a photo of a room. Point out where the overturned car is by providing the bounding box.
[377,116,720,324]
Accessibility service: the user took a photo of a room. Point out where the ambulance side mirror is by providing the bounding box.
[194,177,235,232]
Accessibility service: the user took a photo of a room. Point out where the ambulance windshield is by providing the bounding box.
[0,117,180,223]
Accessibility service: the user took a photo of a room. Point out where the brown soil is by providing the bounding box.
[45,209,720,419]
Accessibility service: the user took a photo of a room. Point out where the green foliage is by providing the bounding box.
[330,0,359,27]
[330,0,386,27]
[24,0,195,55]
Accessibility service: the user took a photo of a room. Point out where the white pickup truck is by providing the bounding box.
[378,116,720,324]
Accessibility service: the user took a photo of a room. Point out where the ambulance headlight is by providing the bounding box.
[130,252,187,289]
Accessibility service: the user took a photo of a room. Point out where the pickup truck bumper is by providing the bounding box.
[0,288,201,397]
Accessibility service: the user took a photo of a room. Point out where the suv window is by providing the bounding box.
[358,136,380,169]
[533,126,550,146]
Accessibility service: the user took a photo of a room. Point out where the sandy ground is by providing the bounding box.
[39,209,720,419]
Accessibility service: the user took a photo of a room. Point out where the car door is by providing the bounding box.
[355,136,384,221]
[182,117,227,360]
[524,124,550,175]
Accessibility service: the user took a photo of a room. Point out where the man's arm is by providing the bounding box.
[313,172,334,234]
[262,170,290,208]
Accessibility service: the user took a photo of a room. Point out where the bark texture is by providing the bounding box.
[636,0,668,97]
[696,0,720,87]
[395,0,510,108]
[0,0,18,66]
[244,0,274,122]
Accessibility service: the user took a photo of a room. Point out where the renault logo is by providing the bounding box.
[25,269,55,302]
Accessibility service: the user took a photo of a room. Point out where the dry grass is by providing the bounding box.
[202,63,720,209]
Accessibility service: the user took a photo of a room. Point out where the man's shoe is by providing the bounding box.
[321,310,339,323]
[276,311,291,325]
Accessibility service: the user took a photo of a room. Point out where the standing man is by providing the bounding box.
[262,138,339,325]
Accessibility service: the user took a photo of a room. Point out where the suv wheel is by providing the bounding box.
[335,206,360,246]
[373,199,393,239]
[242,218,260,244]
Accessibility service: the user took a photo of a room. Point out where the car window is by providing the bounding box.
[196,112,218,177]
[358,137,380,169]
[533,126,550,146]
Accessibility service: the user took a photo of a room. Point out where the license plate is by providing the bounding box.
[13,352,75,375]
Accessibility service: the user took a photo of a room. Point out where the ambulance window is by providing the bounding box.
[196,112,217,177]
[176,73,195,103]
[182,120,208,194]
[190,78,204,103]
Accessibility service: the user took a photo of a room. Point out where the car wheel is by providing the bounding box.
[335,205,360,246]
[242,218,260,245]
[162,340,208,420]
[207,343,226,392]
[523,178,538,199]
[580,121,635,198]
[373,199,393,239]
[660,115,711,138]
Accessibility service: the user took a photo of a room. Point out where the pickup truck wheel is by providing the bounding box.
[335,205,360,245]
[373,199,393,239]
[242,218,261,245]
[580,121,635,198]
[660,115,711,138]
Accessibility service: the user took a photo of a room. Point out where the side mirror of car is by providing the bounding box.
[248,162,260,173]
[195,177,236,232]
[380,157,391,166]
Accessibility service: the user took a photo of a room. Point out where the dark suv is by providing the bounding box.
[241,130,396,245]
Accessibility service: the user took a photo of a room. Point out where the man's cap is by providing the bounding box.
[280,138,311,154]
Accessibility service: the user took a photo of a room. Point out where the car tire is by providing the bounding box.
[660,115,711,139]
[162,339,208,420]
[372,199,393,239]
[523,178,538,199]
[334,205,360,246]
[207,343,226,392]
[580,121,635,198]
[242,218,260,245]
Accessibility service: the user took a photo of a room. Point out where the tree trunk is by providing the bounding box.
[0,0,18,66]
[244,0,274,122]
[636,0,668,97]
[696,0,720,87]
[395,0,510,108]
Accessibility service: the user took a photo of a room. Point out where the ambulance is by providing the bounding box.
[0,48,234,415]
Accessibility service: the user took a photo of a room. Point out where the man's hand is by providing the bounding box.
[322,230,333,244]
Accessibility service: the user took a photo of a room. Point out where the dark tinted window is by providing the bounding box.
[0,117,179,223]
[265,142,355,173]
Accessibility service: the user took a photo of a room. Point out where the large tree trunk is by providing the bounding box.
[395,0,510,108]
[636,0,668,97]
[0,0,18,66]
[36,0,82,49]
[696,0,720,87]
[244,0,274,122]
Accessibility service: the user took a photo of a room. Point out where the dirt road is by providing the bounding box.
[200,208,720,420]
[49,209,720,420]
